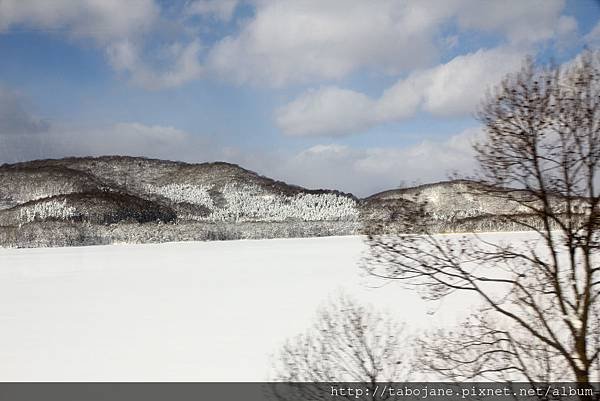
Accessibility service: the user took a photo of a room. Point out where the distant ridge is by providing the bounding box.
[0,156,543,247]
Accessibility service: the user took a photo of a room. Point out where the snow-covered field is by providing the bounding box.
[0,233,534,381]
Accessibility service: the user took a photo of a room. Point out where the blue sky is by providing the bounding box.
[0,0,599,196]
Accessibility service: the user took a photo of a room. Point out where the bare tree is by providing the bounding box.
[363,51,600,399]
[271,294,410,399]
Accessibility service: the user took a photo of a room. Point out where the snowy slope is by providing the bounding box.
[0,157,363,246]
[0,156,559,247]
[0,233,537,381]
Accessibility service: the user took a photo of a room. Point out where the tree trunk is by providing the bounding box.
[575,370,595,401]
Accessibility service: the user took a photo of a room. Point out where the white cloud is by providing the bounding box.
[375,71,432,122]
[107,40,203,90]
[0,122,480,197]
[206,0,568,86]
[0,120,203,165]
[207,0,442,86]
[0,85,481,196]
[454,0,567,44]
[70,123,191,155]
[185,0,239,22]
[0,87,210,163]
[0,0,573,90]
[0,0,159,44]
[585,21,600,47]
[556,15,578,39]
[0,0,202,90]
[276,87,376,137]
[195,130,480,197]
[263,127,481,196]
[0,87,49,136]
[277,47,525,136]
[419,47,525,116]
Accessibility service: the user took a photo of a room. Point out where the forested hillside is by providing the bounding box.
[0,156,562,247]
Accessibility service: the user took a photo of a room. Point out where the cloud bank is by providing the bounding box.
[277,47,525,136]
[0,0,591,196]
[0,0,202,89]
[0,0,575,89]
[0,86,479,196]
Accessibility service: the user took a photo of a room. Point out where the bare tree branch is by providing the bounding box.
[364,51,600,401]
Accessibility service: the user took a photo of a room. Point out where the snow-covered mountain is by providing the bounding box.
[0,156,357,225]
[0,156,545,247]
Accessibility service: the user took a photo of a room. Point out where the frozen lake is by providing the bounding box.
[0,234,530,381]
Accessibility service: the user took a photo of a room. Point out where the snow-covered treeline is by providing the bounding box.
[145,184,214,208]
[405,184,529,222]
[145,183,359,222]
[210,184,358,222]
[18,199,77,224]
[21,185,75,202]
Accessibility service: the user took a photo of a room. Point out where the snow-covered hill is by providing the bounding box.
[362,179,588,233]
[0,156,554,247]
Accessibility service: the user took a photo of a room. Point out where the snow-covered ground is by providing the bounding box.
[0,233,535,381]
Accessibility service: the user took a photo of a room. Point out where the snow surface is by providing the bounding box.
[0,233,536,381]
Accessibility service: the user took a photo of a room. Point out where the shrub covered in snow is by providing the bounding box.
[145,184,214,207]
[145,183,358,222]
[209,184,358,222]
[18,199,77,224]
